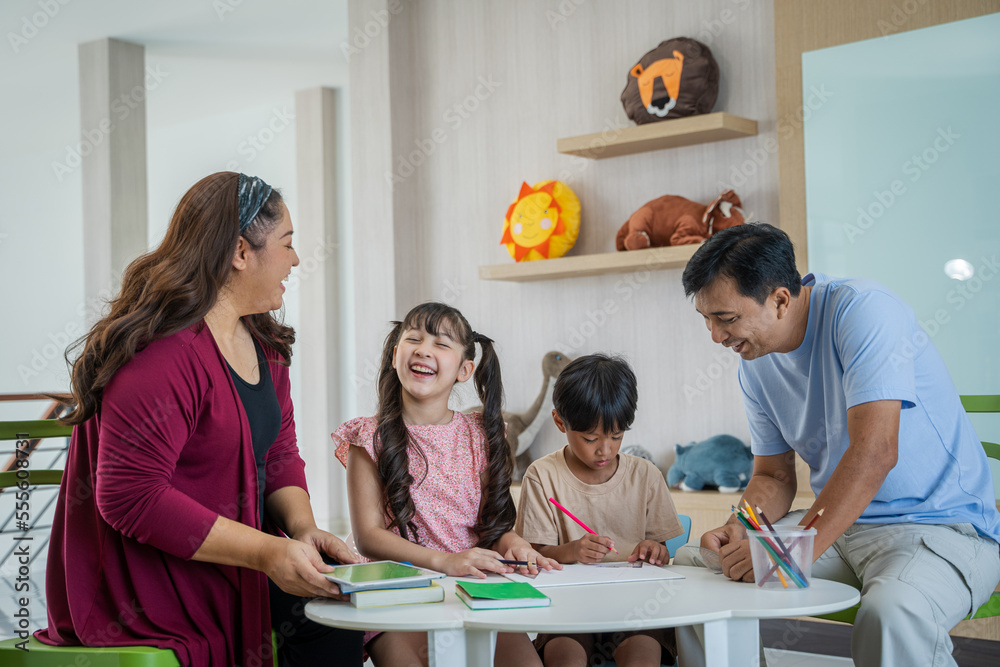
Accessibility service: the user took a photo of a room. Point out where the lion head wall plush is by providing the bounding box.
[621,37,719,124]
[615,190,748,251]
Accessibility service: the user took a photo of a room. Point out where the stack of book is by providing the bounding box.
[324,560,446,609]
[455,581,550,610]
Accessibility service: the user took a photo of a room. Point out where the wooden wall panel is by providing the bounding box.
[351,0,783,465]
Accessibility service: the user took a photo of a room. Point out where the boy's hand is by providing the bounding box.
[572,533,615,563]
[628,539,668,566]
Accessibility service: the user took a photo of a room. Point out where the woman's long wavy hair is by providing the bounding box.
[61,171,294,425]
[375,302,515,548]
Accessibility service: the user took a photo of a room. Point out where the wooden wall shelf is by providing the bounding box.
[479,244,698,282]
[557,112,757,159]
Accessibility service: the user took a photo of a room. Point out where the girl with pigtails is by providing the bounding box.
[334,301,559,666]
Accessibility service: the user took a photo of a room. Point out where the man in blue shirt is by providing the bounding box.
[678,223,1000,666]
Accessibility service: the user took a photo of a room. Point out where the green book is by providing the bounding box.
[455,581,551,610]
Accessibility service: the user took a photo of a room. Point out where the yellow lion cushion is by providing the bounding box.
[501,180,580,262]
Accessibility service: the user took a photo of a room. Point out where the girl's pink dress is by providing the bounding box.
[333,411,490,646]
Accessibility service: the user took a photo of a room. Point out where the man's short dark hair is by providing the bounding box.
[681,222,802,303]
[552,354,638,433]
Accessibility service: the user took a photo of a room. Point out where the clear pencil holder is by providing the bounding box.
[748,527,816,590]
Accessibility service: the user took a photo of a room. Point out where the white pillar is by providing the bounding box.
[78,38,148,318]
[295,87,347,533]
[348,0,403,418]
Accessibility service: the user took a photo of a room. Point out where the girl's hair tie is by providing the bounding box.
[472,331,493,345]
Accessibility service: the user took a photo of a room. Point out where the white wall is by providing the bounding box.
[0,5,354,529]
[350,0,779,471]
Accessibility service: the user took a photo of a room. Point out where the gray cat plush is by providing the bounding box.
[666,435,753,492]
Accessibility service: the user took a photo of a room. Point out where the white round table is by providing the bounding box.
[305,565,860,667]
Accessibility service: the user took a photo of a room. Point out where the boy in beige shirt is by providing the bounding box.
[515,354,682,667]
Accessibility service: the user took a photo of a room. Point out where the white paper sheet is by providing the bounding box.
[503,563,685,588]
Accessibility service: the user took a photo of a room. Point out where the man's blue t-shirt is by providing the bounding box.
[738,273,1000,543]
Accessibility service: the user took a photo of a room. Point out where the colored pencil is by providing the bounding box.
[732,510,793,587]
[548,497,620,554]
[497,559,534,566]
[755,505,809,584]
[759,508,824,585]
[733,505,808,587]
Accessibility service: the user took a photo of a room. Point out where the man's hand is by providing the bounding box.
[628,539,668,566]
[700,521,746,553]
[701,522,754,582]
[719,537,755,582]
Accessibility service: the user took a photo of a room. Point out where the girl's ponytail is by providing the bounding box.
[472,334,516,548]
[375,321,423,542]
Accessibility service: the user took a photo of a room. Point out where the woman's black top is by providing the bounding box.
[227,338,282,521]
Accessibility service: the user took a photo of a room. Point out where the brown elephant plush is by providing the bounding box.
[615,190,748,251]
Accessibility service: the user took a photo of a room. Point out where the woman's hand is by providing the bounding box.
[501,541,562,576]
[434,547,511,579]
[628,539,668,566]
[291,526,359,566]
[571,533,615,563]
[260,538,349,600]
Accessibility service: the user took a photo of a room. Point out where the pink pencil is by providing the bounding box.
[548,496,619,554]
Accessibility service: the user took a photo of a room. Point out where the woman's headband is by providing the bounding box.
[237,173,273,233]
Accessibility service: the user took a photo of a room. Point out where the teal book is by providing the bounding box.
[455,581,550,610]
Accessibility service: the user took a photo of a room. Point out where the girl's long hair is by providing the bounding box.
[375,302,515,548]
[61,171,294,425]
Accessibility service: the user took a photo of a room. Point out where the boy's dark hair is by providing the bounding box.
[552,354,638,433]
[681,222,802,304]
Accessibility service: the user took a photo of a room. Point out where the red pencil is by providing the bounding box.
[803,508,824,530]
[548,497,619,555]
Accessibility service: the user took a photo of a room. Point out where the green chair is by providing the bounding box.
[0,419,181,666]
[813,394,1000,625]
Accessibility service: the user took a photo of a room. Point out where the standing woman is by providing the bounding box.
[37,172,362,666]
